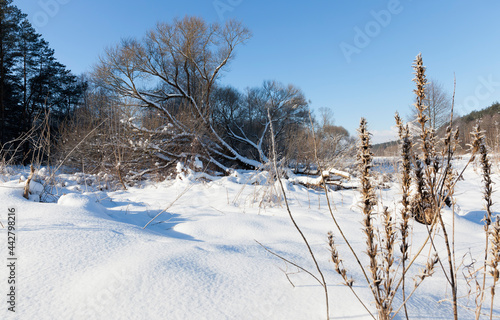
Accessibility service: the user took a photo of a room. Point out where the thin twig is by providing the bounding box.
[267,108,330,320]
[143,181,193,229]
[255,240,323,286]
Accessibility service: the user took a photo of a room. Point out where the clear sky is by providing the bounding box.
[15,0,500,143]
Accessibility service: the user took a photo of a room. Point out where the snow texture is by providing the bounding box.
[0,158,499,319]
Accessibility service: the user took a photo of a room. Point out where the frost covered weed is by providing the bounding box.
[488,219,500,318]
[264,108,331,319]
[0,158,9,182]
[472,124,499,320]
[232,162,285,210]
[15,165,124,203]
[251,165,284,210]
[310,54,498,320]
[334,118,433,320]
[349,54,498,320]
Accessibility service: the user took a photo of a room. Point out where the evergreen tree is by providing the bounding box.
[15,18,40,136]
[0,0,24,144]
[0,0,85,162]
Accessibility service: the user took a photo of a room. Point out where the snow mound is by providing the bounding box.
[57,193,108,218]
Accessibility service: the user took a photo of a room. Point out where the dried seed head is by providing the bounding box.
[328,232,354,287]
[395,112,405,139]
[415,253,439,285]
[488,219,500,283]
[412,53,428,113]
[469,124,485,155]
[357,118,376,215]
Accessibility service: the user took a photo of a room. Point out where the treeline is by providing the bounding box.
[461,101,500,123]
[453,101,500,150]
[373,101,500,157]
[59,78,352,181]
[57,16,352,181]
[0,10,352,179]
[0,0,84,163]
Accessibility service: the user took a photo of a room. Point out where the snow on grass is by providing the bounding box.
[0,159,499,319]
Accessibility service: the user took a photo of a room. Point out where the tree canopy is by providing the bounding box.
[0,0,84,163]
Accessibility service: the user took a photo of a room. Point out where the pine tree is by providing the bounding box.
[0,0,24,144]
[15,19,40,136]
[0,0,85,162]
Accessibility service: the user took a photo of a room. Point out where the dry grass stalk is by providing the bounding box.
[357,118,395,319]
[391,55,464,319]
[413,54,432,166]
[488,218,500,319]
[307,111,376,319]
[357,120,379,287]
[343,116,431,320]
[23,165,35,200]
[395,113,412,320]
[328,231,375,319]
[403,55,497,320]
[390,253,439,318]
[382,206,396,316]
[328,232,353,287]
[473,123,496,319]
[411,54,437,225]
[267,108,330,320]
[414,54,458,320]
[327,231,376,318]
[415,253,439,285]
[353,117,434,320]
[408,54,464,319]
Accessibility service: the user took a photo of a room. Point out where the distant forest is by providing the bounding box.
[374,101,500,157]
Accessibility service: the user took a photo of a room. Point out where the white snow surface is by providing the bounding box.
[0,159,499,319]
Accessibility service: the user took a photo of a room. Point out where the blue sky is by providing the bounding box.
[15,0,500,143]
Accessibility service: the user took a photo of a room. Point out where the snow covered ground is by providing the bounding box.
[0,159,499,319]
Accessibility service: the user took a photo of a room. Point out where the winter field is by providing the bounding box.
[0,158,499,320]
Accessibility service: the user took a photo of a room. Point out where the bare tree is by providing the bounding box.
[94,16,254,171]
[318,107,334,128]
[313,107,352,165]
[409,79,451,130]
[211,81,309,163]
